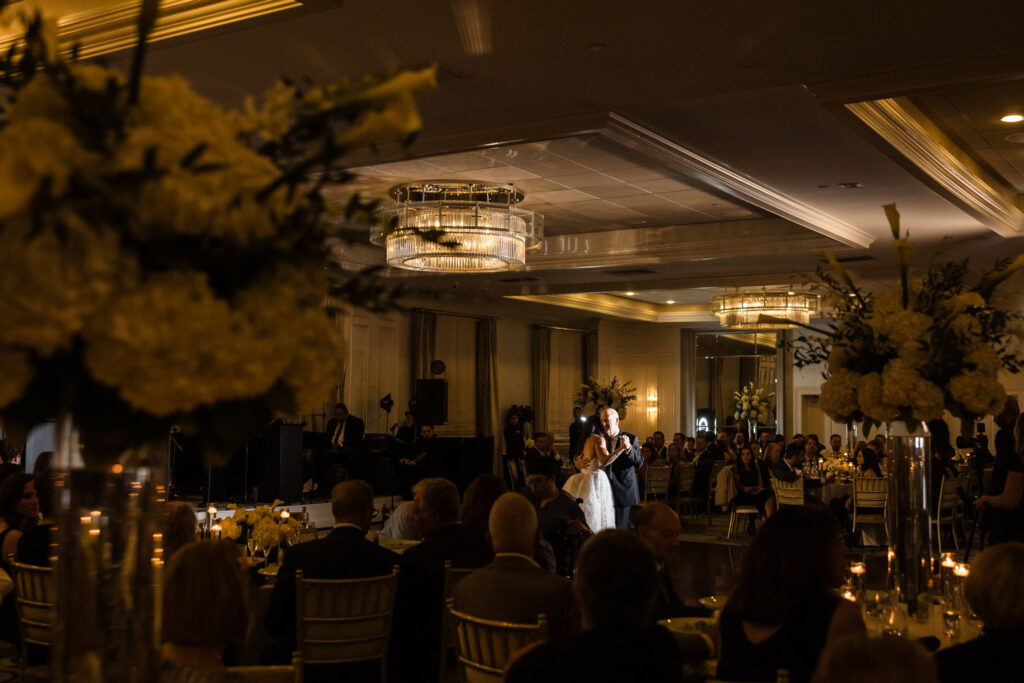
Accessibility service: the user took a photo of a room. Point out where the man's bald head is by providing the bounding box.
[331,480,375,531]
[633,502,681,563]
[489,493,538,555]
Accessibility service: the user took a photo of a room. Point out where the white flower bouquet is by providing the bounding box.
[224,500,301,548]
[732,382,775,425]
[784,205,1023,432]
[0,3,435,463]
[575,377,638,420]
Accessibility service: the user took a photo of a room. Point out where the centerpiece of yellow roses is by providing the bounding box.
[784,205,1023,433]
[0,1,435,463]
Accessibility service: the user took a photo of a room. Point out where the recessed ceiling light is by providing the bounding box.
[1001,114,1024,123]
[625,291,635,296]
[787,290,795,295]
[837,182,863,190]
[666,300,675,304]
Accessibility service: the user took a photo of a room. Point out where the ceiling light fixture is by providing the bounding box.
[711,291,820,329]
[1001,114,1024,123]
[666,300,675,304]
[625,292,635,296]
[373,181,543,272]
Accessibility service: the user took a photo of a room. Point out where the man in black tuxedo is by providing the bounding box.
[265,480,398,675]
[769,442,829,506]
[568,406,586,455]
[651,431,668,461]
[599,407,643,529]
[324,402,366,480]
[398,424,443,495]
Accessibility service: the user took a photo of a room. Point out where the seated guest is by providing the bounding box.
[0,473,37,644]
[522,457,591,576]
[17,473,56,567]
[760,431,774,450]
[453,493,579,638]
[266,481,399,661]
[806,434,823,454]
[717,506,865,683]
[770,442,829,506]
[813,634,938,683]
[380,500,420,541]
[526,432,561,465]
[792,433,807,448]
[692,434,717,500]
[733,430,749,455]
[716,431,735,462]
[651,431,668,460]
[825,434,844,458]
[666,442,683,464]
[975,413,1024,543]
[392,478,492,682]
[399,424,443,493]
[395,410,417,446]
[161,540,248,682]
[672,432,685,450]
[830,446,883,532]
[682,437,696,463]
[162,501,198,564]
[933,542,1024,683]
[927,419,957,515]
[634,503,709,620]
[507,530,684,682]
[733,447,774,517]
[459,473,508,536]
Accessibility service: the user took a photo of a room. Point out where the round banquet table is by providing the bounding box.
[821,478,853,503]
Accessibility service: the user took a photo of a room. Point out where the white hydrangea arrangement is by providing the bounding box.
[0,4,435,463]
[732,382,774,425]
[575,377,638,420]
[788,205,1023,432]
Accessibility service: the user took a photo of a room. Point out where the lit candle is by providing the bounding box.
[280,509,290,520]
[212,523,222,540]
[841,589,856,602]
[850,562,866,576]
[941,553,956,568]
[953,563,969,578]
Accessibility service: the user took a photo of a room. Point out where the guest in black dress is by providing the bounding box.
[716,506,865,683]
[934,542,1024,683]
[927,419,957,515]
[503,411,526,489]
[17,473,55,567]
[976,413,1024,544]
[828,446,882,533]
[0,473,38,644]
[733,447,775,517]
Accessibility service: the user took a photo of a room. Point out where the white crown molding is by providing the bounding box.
[845,98,1024,238]
[0,0,302,59]
[507,293,715,323]
[603,113,875,249]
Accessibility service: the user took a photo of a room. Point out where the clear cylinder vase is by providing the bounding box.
[884,420,932,617]
[51,414,164,682]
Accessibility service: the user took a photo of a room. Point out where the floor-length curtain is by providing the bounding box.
[584,329,598,381]
[477,319,501,472]
[411,310,437,381]
[532,327,551,434]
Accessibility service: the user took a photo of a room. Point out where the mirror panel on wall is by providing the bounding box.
[694,332,778,435]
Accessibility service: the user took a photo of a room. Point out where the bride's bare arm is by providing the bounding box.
[596,434,627,468]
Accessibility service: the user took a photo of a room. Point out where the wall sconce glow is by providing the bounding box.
[646,390,658,416]
[665,300,675,304]
[625,292,635,296]
[1001,114,1024,123]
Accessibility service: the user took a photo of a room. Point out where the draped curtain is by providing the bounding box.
[584,329,598,381]
[531,327,551,434]
[411,309,436,381]
[476,319,501,472]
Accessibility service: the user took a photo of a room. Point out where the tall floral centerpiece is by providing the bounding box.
[732,381,774,441]
[575,377,638,420]
[0,3,435,680]
[787,204,1023,615]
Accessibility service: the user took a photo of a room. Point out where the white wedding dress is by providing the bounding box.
[563,465,615,534]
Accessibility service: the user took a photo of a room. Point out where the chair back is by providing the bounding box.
[644,466,671,500]
[447,598,548,683]
[227,652,303,683]
[440,561,477,680]
[707,462,725,498]
[852,476,888,507]
[11,561,56,657]
[937,475,963,514]
[295,566,399,672]
[676,465,696,495]
[770,475,804,507]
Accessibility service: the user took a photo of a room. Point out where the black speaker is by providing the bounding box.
[257,421,304,501]
[414,379,448,426]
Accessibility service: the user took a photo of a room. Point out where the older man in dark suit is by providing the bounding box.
[600,407,643,528]
[454,492,579,638]
[265,480,397,678]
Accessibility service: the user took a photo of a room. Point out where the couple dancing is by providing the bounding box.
[563,407,642,531]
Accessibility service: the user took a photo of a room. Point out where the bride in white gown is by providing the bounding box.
[562,427,619,533]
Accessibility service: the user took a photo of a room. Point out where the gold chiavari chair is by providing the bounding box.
[447,599,548,683]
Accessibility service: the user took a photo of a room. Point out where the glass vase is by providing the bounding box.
[51,414,164,683]
[884,420,932,618]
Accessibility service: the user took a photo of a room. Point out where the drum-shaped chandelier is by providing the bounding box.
[711,291,820,329]
[372,181,543,272]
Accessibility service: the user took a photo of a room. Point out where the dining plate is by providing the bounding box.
[658,617,715,635]
[699,595,728,610]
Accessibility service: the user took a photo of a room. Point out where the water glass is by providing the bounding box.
[881,605,907,637]
[942,608,960,644]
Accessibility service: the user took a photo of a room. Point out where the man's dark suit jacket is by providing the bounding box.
[769,459,825,505]
[934,627,1024,683]
[265,525,399,652]
[325,415,365,449]
[604,430,643,508]
[506,624,683,683]
[452,553,580,639]
[390,523,493,681]
[569,420,586,455]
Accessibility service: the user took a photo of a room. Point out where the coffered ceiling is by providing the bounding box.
[48,0,1024,325]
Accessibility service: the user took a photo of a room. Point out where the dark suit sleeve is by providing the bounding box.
[266,548,298,641]
[771,463,797,483]
[346,417,365,447]
[624,432,643,468]
[550,583,582,639]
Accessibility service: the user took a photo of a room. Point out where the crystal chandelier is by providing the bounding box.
[711,291,820,329]
[372,181,543,272]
